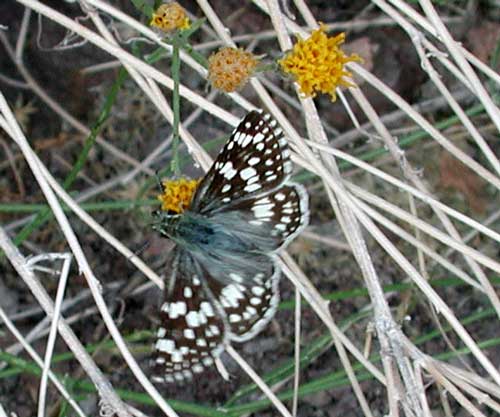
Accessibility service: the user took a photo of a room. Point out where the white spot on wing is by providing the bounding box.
[252,133,265,143]
[252,286,265,296]
[186,311,202,327]
[248,156,261,166]
[240,167,257,180]
[169,301,187,319]
[229,314,242,323]
[245,183,261,192]
[200,301,215,317]
[183,328,195,339]
[156,339,175,353]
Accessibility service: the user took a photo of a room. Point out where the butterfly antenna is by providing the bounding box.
[128,240,151,261]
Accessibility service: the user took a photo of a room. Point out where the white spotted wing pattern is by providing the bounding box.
[152,110,309,383]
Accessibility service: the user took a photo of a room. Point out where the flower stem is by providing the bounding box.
[170,35,181,176]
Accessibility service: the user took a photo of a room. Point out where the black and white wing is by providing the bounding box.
[190,110,294,214]
[151,247,227,383]
[152,247,282,382]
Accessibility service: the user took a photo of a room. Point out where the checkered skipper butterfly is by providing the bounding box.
[151,110,309,383]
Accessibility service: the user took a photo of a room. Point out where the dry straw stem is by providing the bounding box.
[258,0,500,412]
[226,345,293,417]
[1,0,499,416]
[28,253,73,417]
[0,219,127,417]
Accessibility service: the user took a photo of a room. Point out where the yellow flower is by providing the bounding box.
[278,25,361,101]
[157,177,200,213]
[150,2,191,33]
[208,47,259,92]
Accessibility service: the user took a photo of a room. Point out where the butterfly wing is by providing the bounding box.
[151,246,227,383]
[189,249,281,342]
[191,110,293,214]
[208,183,309,253]
[152,247,281,381]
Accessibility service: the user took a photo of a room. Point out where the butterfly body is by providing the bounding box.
[154,210,263,258]
[152,110,309,383]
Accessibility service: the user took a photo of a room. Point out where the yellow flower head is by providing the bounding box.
[208,47,259,93]
[150,2,191,33]
[278,24,361,101]
[157,177,200,213]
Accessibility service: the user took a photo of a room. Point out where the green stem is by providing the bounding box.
[170,36,182,176]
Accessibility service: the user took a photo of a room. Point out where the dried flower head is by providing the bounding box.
[150,2,191,33]
[208,47,259,92]
[157,178,200,213]
[279,24,361,101]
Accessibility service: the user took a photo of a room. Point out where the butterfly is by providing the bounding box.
[151,110,309,383]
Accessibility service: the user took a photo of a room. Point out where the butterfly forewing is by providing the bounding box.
[191,111,293,214]
[152,247,226,383]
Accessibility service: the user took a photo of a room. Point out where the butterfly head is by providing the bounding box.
[151,209,181,239]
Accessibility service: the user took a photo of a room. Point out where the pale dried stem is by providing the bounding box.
[350,63,500,190]
[0,224,127,417]
[348,196,481,290]
[304,141,500,244]
[280,253,385,383]
[418,0,500,132]
[347,85,500,316]
[348,183,500,273]
[386,0,500,87]
[32,253,73,417]
[424,360,489,417]
[367,0,500,319]
[301,230,352,252]
[8,305,100,355]
[264,1,422,415]
[261,2,382,414]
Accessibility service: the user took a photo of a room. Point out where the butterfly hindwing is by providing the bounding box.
[209,257,280,342]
